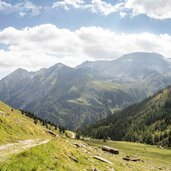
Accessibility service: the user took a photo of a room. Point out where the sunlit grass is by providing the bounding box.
[1,137,171,171]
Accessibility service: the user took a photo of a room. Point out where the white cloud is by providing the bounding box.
[0,24,171,78]
[52,0,171,19]
[87,0,171,19]
[0,0,41,17]
[16,1,41,16]
[52,0,84,10]
[0,0,12,11]
[53,0,124,16]
[124,0,171,19]
[87,0,123,16]
[1,0,170,19]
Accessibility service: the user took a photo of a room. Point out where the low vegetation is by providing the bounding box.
[0,101,50,145]
[0,137,171,171]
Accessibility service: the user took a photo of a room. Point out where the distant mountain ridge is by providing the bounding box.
[77,52,171,80]
[1,52,171,129]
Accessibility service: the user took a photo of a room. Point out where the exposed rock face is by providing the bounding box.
[102,146,119,154]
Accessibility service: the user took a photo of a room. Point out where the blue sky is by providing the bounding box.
[1,0,171,34]
[0,0,171,78]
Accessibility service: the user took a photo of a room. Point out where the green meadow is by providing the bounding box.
[1,137,171,171]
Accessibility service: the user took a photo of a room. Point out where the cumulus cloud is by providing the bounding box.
[124,0,171,19]
[0,0,41,17]
[0,24,171,78]
[86,0,124,16]
[52,0,84,10]
[16,1,41,17]
[52,0,171,19]
[53,0,124,16]
[0,0,11,10]
[1,0,170,19]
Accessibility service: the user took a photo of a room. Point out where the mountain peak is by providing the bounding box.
[115,52,169,68]
[48,63,71,71]
[2,68,30,81]
[13,68,28,74]
[119,52,165,61]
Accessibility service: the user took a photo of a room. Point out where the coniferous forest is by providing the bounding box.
[81,87,171,147]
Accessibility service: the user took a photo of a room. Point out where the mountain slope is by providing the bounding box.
[0,101,48,144]
[1,52,171,129]
[0,63,148,130]
[0,69,32,101]
[81,86,171,147]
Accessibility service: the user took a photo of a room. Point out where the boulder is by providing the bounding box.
[102,146,119,154]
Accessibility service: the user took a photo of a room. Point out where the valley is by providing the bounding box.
[0,136,171,171]
[0,52,171,171]
[0,96,170,171]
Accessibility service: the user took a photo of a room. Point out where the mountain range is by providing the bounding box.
[1,52,171,129]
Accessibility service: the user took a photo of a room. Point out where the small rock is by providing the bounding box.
[93,156,112,164]
[0,111,8,116]
[68,155,78,163]
[74,142,88,148]
[122,156,144,162]
[102,146,119,154]
[94,147,98,151]
[74,143,81,147]
[157,167,163,170]
[92,168,98,171]
[45,129,56,137]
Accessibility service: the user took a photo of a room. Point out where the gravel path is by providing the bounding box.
[0,139,50,161]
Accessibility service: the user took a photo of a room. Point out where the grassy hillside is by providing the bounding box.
[0,137,171,171]
[0,101,170,170]
[81,87,171,147]
[0,101,49,144]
